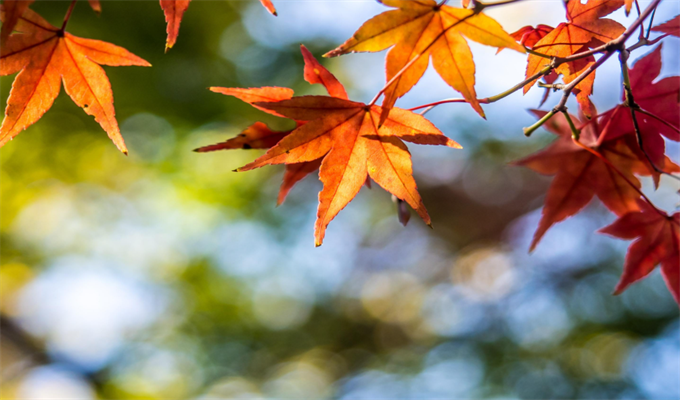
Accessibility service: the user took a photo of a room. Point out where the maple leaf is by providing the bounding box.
[599,44,679,166]
[325,0,524,123]
[524,0,625,116]
[599,200,680,304]
[514,108,679,251]
[0,7,150,153]
[205,46,461,245]
[651,15,680,37]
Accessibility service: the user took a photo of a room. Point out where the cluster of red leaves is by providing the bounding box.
[0,0,678,302]
[514,43,679,301]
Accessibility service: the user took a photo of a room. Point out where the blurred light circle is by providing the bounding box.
[122,113,175,163]
[451,246,515,302]
[583,333,636,380]
[252,276,314,330]
[17,366,95,399]
[203,377,263,399]
[264,361,333,398]
[361,272,425,325]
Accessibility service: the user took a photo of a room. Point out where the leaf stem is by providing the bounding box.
[61,0,78,32]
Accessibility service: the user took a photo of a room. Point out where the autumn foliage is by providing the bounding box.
[0,0,678,303]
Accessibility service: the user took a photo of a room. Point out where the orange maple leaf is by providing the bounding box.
[651,15,680,37]
[204,46,461,245]
[325,0,524,123]
[599,200,680,304]
[514,108,679,251]
[0,7,150,153]
[160,0,276,50]
[524,0,625,117]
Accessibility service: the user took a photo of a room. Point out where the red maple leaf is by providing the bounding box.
[599,200,680,304]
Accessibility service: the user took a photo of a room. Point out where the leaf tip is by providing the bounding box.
[528,238,539,253]
[323,49,341,58]
[450,141,463,149]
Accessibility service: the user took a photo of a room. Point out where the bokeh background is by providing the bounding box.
[1,0,679,398]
